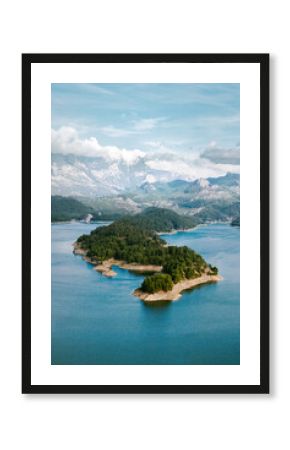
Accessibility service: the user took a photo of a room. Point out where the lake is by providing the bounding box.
[51,222,240,365]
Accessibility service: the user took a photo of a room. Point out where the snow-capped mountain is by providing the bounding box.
[51,153,240,224]
[52,152,240,199]
[51,153,167,197]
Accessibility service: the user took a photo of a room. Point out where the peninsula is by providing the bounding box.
[74,208,221,301]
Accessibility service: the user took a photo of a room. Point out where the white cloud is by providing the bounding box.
[200,146,240,165]
[51,127,240,197]
[215,163,240,174]
[145,159,193,177]
[99,117,166,138]
[100,125,136,138]
[52,127,145,165]
[132,117,166,131]
[145,174,156,183]
[145,154,239,181]
[81,84,114,96]
[208,140,217,148]
[144,140,174,153]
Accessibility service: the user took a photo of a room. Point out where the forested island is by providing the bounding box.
[74,208,221,301]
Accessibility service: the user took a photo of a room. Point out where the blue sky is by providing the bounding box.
[52,83,240,155]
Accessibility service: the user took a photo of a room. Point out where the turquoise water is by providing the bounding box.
[51,223,240,365]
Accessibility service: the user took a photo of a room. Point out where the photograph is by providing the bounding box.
[51,82,240,365]
[22,53,269,393]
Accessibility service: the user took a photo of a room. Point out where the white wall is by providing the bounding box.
[0,1,287,449]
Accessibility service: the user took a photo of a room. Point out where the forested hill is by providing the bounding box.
[77,206,198,262]
[51,195,198,228]
[231,216,240,226]
[123,207,197,232]
[51,196,94,222]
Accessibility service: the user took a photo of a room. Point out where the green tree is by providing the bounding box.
[141,274,174,293]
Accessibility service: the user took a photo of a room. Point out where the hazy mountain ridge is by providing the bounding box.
[51,152,240,197]
[52,153,178,197]
[51,196,95,222]
[51,145,240,223]
[52,172,239,224]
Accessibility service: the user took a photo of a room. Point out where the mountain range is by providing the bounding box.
[52,172,240,224]
[51,152,240,197]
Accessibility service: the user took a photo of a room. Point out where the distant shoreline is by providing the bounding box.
[157,226,196,236]
[52,220,112,225]
[53,220,233,228]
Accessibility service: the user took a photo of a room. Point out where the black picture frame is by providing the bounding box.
[22,53,269,394]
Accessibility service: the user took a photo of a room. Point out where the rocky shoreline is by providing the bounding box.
[133,273,223,302]
[73,242,162,278]
[73,242,222,299]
